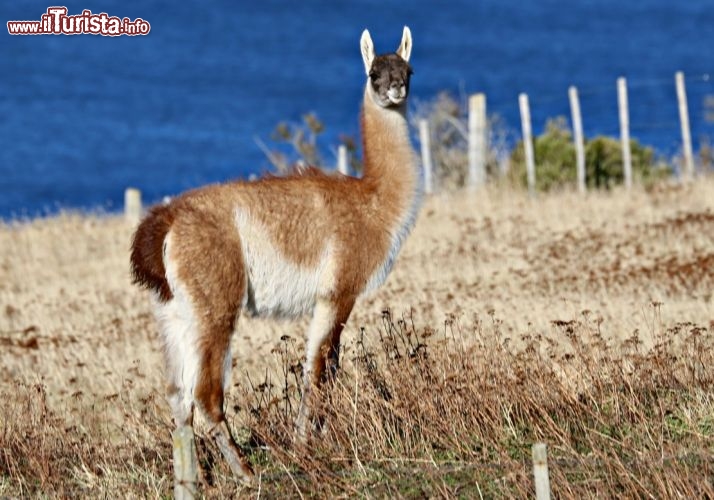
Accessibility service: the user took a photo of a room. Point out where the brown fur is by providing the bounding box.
[131,61,416,301]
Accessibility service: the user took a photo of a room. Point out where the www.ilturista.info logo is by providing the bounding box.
[7,7,150,36]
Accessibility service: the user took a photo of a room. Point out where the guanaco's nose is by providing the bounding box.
[390,80,404,90]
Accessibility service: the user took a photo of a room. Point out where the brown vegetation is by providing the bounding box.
[1,180,713,497]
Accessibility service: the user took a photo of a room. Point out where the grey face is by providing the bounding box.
[368,54,413,108]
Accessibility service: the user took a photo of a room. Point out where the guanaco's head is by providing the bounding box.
[360,26,413,108]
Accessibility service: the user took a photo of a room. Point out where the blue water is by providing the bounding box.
[2,1,714,218]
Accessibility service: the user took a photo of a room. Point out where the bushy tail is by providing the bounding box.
[130,203,176,302]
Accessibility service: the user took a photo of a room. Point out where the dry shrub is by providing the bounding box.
[235,309,714,498]
[0,382,172,497]
[1,309,712,498]
[410,92,512,190]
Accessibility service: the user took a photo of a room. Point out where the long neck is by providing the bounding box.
[360,86,421,211]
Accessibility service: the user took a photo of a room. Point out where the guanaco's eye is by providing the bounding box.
[369,71,378,81]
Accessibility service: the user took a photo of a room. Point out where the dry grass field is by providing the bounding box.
[1,180,713,497]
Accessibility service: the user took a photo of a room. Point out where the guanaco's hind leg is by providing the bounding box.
[295,297,355,441]
[161,301,253,488]
[194,320,254,483]
[167,217,254,484]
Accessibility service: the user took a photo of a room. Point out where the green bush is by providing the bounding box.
[586,136,665,188]
[510,117,576,191]
[510,117,670,191]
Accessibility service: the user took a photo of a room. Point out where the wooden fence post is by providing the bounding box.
[418,119,434,194]
[675,71,694,178]
[337,144,349,176]
[519,93,536,195]
[568,86,586,194]
[532,442,551,500]
[617,77,633,189]
[173,426,198,499]
[124,187,142,224]
[468,93,487,189]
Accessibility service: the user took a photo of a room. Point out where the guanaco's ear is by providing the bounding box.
[360,29,375,75]
[396,26,412,62]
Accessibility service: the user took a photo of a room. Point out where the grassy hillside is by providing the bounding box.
[1,180,713,497]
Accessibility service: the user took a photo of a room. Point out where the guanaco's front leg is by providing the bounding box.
[295,297,354,441]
